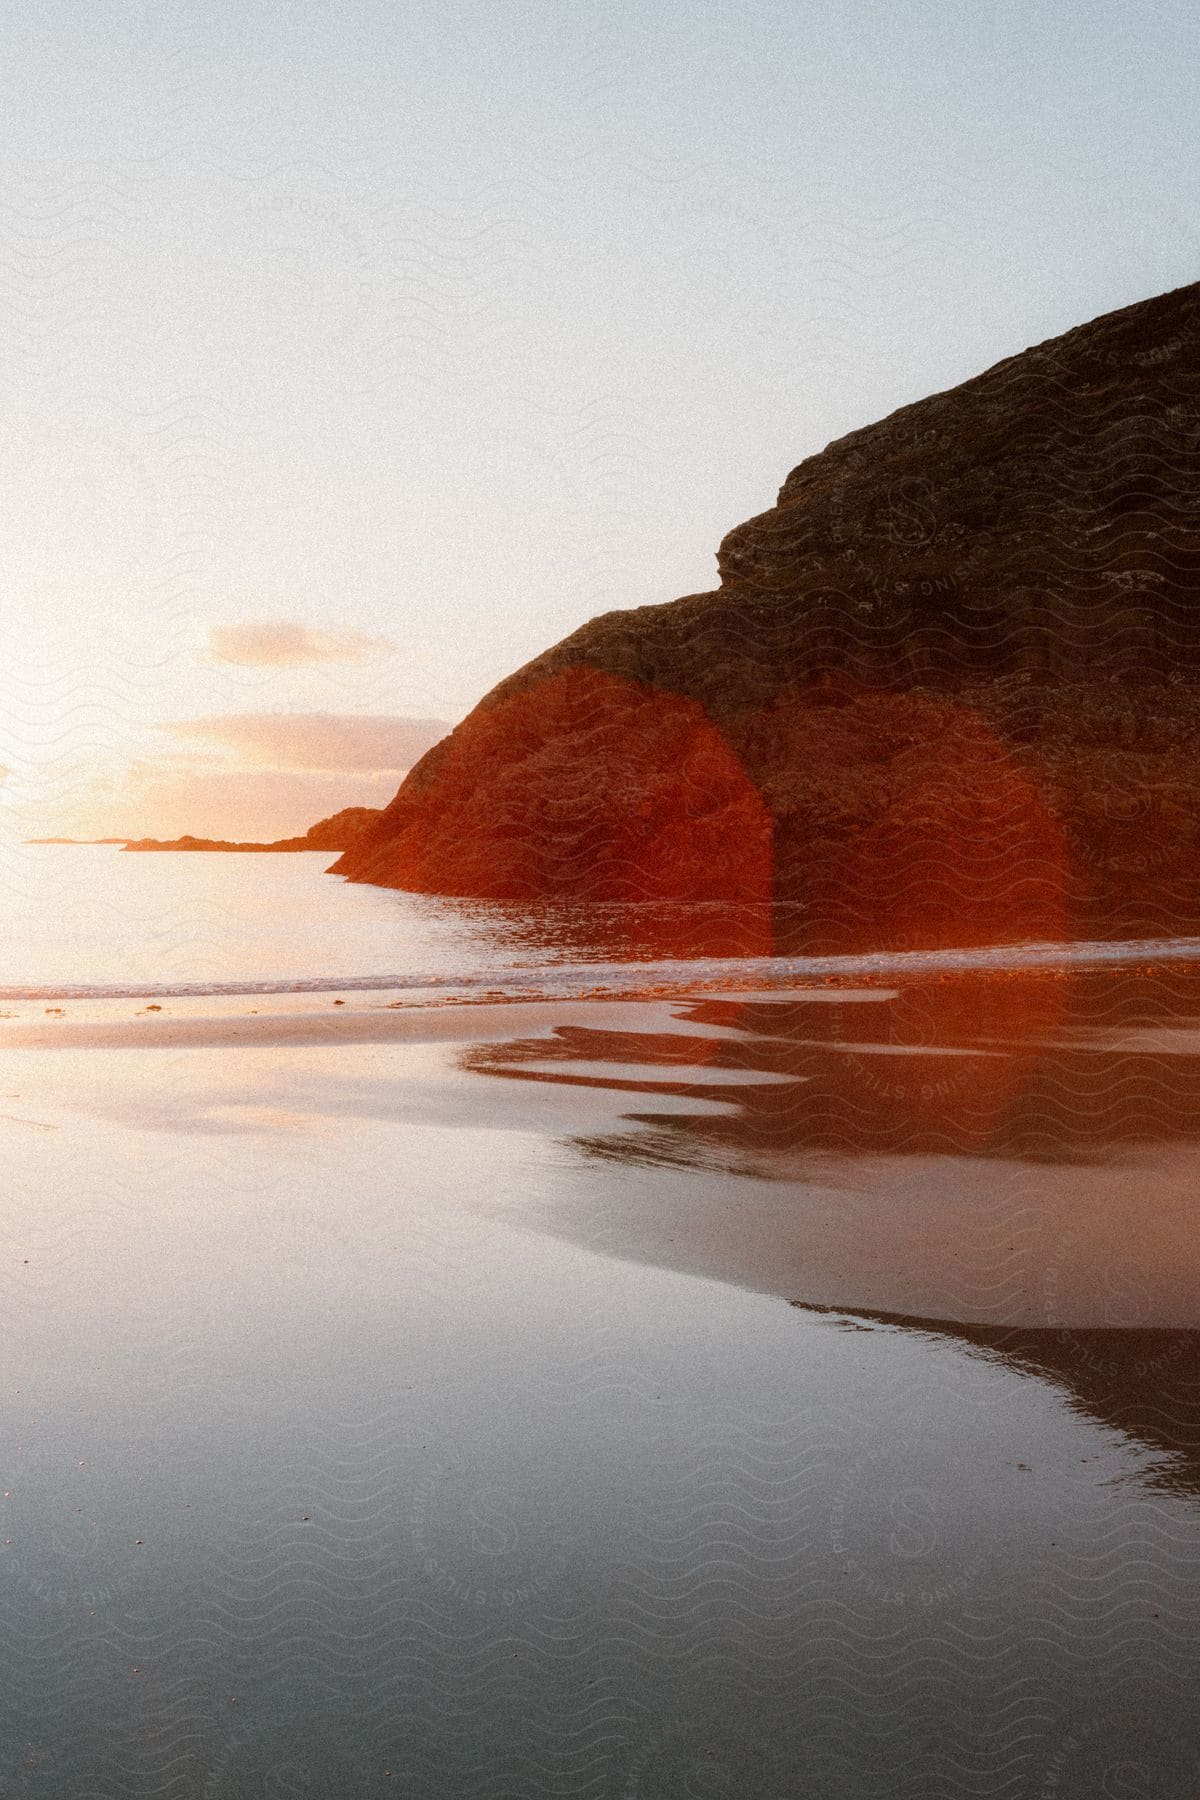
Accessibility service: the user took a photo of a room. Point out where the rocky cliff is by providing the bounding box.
[335,283,1200,949]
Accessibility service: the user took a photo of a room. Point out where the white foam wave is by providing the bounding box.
[2,935,1198,1003]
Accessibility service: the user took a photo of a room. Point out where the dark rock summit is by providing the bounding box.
[335,283,1200,947]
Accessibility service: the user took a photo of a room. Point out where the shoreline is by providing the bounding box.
[0,991,770,1051]
[2,929,1199,1009]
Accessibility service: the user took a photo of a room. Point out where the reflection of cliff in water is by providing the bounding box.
[465,964,1200,1251]
[465,963,1200,1168]
[466,960,1200,1496]
[794,1304,1200,1502]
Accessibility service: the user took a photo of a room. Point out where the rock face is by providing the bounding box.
[335,667,772,903]
[335,283,1200,948]
[299,807,383,852]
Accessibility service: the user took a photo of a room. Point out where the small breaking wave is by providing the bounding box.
[2,935,1199,1005]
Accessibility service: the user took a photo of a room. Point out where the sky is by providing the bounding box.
[0,0,1196,839]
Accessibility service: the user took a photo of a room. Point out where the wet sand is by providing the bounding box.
[0,992,743,1050]
[14,971,1195,1330]
[2,968,1200,1793]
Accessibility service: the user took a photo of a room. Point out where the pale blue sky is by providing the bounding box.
[0,0,1196,835]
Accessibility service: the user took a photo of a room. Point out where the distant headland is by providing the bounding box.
[30,807,381,855]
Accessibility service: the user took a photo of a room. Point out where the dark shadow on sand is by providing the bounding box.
[793,1304,1200,1501]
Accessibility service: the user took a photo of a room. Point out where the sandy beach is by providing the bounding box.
[7,975,1200,1335]
[0,1002,1196,1788]
[2,868,1199,1792]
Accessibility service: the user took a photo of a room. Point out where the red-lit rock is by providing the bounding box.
[340,666,772,912]
[336,282,1200,944]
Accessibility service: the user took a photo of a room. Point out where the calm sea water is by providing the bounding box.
[5,844,1200,998]
[1,848,1199,1795]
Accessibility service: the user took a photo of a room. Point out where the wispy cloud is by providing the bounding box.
[208,620,398,667]
[16,717,453,841]
[160,712,449,773]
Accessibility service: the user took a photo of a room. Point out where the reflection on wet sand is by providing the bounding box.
[466,963,1200,1499]
[469,965,1200,1166]
[794,1304,1200,1501]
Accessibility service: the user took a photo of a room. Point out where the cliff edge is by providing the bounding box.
[335,283,1200,949]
